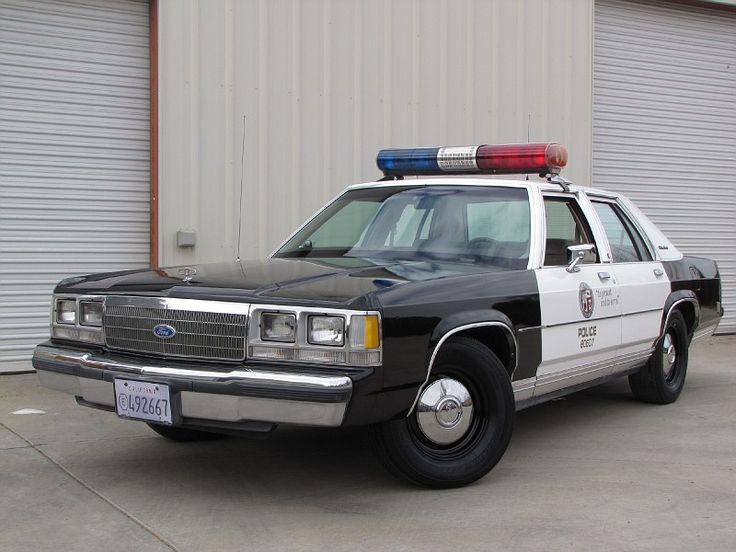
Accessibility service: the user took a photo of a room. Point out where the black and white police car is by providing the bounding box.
[33,143,723,488]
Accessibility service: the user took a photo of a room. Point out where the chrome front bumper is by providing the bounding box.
[32,343,353,428]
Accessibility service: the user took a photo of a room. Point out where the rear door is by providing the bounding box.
[587,196,669,364]
[533,193,622,397]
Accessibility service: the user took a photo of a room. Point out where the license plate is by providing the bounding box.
[114,379,172,424]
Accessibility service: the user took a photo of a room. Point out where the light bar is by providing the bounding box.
[376,142,567,177]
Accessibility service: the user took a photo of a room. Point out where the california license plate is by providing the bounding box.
[114,379,172,424]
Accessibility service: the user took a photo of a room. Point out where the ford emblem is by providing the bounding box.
[153,324,176,339]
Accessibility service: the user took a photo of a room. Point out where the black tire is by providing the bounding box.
[371,336,515,488]
[629,310,689,404]
[147,423,226,442]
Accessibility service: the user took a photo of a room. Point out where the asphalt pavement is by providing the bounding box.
[1,336,735,552]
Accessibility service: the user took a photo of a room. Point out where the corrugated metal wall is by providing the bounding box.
[158,0,594,265]
[593,0,736,332]
[0,0,150,372]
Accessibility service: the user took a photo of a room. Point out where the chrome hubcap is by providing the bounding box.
[662,333,677,378]
[416,378,474,445]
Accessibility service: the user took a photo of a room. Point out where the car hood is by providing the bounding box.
[54,257,506,308]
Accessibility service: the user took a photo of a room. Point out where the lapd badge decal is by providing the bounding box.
[579,282,594,319]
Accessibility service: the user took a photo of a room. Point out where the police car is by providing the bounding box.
[33,143,723,488]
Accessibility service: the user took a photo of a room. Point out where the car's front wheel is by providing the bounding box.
[371,336,515,488]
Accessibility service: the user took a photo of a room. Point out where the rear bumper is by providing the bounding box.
[32,342,354,428]
[692,319,720,342]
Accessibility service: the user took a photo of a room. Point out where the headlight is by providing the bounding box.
[261,313,296,342]
[308,316,345,347]
[80,301,103,327]
[248,307,381,366]
[56,299,77,325]
[51,295,105,345]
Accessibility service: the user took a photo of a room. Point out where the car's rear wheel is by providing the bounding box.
[371,336,515,488]
[629,310,689,404]
[147,423,226,442]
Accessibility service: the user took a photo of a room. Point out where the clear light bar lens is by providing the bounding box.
[308,316,345,347]
[56,300,76,325]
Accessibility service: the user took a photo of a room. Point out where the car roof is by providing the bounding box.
[346,177,614,197]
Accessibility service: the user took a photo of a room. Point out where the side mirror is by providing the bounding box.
[566,244,596,273]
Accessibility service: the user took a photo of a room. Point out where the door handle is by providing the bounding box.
[598,271,611,280]
[653,269,664,277]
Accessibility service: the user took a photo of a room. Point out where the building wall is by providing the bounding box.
[0,0,151,372]
[593,0,736,332]
[157,0,594,265]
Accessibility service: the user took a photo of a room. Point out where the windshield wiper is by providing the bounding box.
[292,240,313,256]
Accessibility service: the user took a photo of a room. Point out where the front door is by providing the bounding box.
[533,195,623,397]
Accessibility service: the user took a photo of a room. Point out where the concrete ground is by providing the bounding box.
[1,337,734,552]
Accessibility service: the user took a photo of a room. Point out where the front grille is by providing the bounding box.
[104,305,247,362]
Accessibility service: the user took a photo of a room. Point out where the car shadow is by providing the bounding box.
[82,377,646,497]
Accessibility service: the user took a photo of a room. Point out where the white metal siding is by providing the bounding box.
[0,0,150,372]
[158,0,594,266]
[594,0,736,333]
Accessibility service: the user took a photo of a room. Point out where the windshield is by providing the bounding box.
[274,185,531,269]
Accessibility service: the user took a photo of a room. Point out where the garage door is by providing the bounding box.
[0,0,151,372]
[593,0,736,333]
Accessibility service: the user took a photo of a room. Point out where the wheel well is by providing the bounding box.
[454,326,514,378]
[674,301,697,338]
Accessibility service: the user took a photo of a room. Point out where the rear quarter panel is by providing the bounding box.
[663,256,722,330]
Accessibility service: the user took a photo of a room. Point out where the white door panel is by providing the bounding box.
[534,265,622,395]
[614,262,670,357]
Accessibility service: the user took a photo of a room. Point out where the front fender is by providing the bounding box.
[398,310,517,417]
[429,309,516,358]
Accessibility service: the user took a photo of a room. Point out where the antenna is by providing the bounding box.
[525,112,531,181]
[236,115,246,262]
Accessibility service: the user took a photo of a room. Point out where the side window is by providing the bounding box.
[543,197,597,267]
[592,201,652,263]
